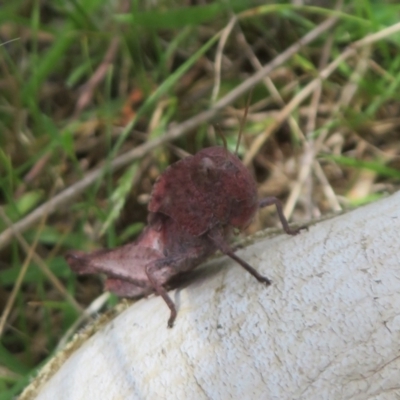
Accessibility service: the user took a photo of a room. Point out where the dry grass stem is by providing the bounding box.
[283,45,372,218]
[74,37,121,118]
[235,27,305,142]
[0,13,339,251]
[0,207,82,312]
[211,16,237,103]
[0,209,45,337]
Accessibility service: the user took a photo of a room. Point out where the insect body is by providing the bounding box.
[66,146,304,327]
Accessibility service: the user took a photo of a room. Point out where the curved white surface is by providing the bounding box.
[22,192,400,400]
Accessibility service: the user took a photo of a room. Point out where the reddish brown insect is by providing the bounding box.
[66,146,304,327]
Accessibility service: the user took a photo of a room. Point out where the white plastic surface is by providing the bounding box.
[24,192,400,400]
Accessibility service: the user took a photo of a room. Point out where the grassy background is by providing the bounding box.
[1,0,400,397]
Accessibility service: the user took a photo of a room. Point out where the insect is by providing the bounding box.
[66,146,305,327]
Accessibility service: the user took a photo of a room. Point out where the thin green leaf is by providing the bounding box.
[323,155,400,179]
[100,161,139,236]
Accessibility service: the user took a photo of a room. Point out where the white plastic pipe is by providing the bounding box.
[21,191,400,400]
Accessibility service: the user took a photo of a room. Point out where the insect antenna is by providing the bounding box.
[235,90,252,156]
[215,123,228,152]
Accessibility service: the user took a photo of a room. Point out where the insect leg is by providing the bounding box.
[208,229,271,286]
[259,196,307,235]
[145,261,177,328]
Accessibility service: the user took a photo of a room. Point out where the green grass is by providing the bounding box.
[1,0,400,397]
